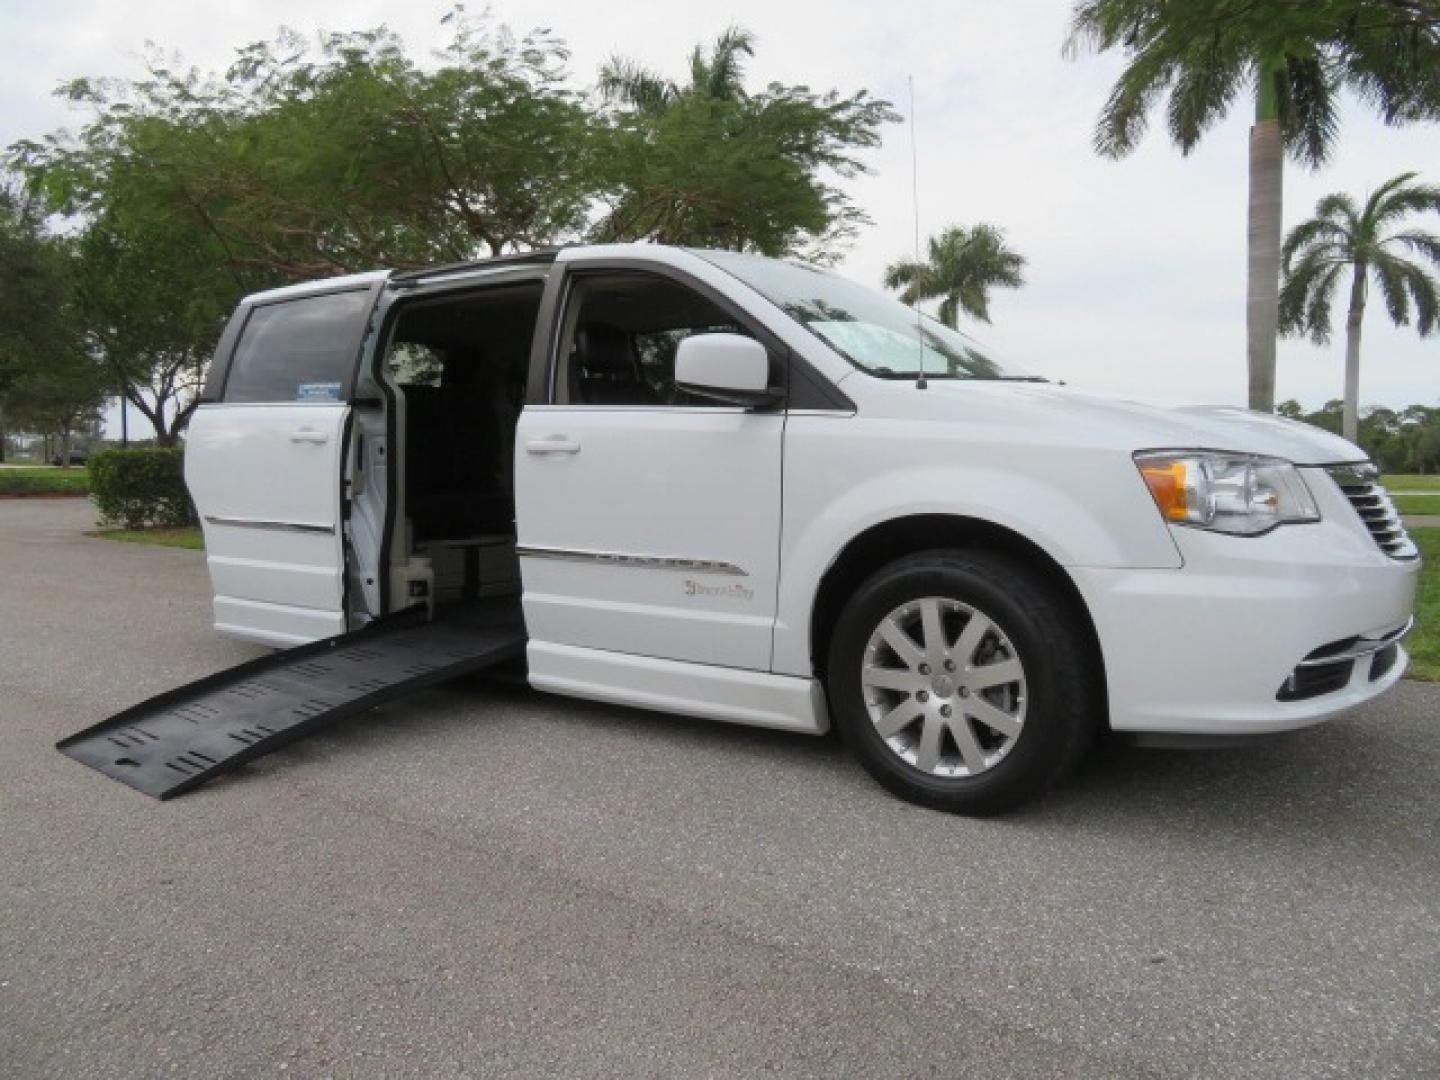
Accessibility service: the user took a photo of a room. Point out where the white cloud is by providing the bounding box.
[4,0,1438,411]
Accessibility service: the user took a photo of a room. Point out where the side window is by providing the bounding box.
[556,273,754,406]
[386,342,445,388]
[223,289,372,403]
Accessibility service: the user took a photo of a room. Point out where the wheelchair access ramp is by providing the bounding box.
[57,600,526,799]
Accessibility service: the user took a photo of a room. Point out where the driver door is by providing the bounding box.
[514,266,786,671]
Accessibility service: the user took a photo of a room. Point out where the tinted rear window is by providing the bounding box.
[223,289,372,403]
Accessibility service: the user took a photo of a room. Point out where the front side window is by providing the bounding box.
[555,273,753,406]
[696,249,1024,381]
[223,289,372,403]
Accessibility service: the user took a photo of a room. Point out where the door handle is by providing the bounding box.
[290,428,330,445]
[525,436,581,455]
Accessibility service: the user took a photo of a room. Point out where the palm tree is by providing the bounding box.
[1066,1,1440,413]
[884,224,1027,329]
[1279,171,1440,442]
[598,26,754,112]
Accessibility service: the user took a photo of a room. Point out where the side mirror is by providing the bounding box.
[674,333,779,407]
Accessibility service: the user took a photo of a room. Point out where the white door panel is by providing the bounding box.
[515,407,783,670]
[186,404,350,643]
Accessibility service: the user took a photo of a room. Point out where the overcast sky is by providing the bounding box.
[3,0,1437,411]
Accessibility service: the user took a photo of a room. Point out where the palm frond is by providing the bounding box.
[882,260,933,306]
[1279,246,1345,343]
[1378,252,1440,336]
[1301,263,1346,345]
[937,294,959,329]
[1279,55,1339,168]
[1336,12,1440,125]
[1370,175,1440,230]
[1373,252,1415,326]
[1382,228,1440,267]
[598,57,675,111]
[1313,192,1360,231]
[704,26,755,100]
[1406,263,1440,335]
[1093,43,1176,158]
[1166,41,1243,152]
[1281,213,1349,270]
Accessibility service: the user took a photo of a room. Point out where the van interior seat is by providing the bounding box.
[573,322,657,405]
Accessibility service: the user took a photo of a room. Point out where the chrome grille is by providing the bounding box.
[1325,465,1418,559]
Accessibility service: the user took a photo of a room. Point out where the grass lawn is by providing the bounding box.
[0,465,90,496]
[1393,493,1440,516]
[87,526,204,550]
[1410,527,1438,682]
[1381,474,1440,493]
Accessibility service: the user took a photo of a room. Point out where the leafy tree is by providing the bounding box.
[883,224,1027,328]
[594,27,897,259]
[1275,397,1440,472]
[4,348,109,466]
[1067,0,1440,413]
[7,11,900,437]
[10,13,600,439]
[1279,171,1440,441]
[13,13,598,282]
[0,180,107,462]
[0,179,67,397]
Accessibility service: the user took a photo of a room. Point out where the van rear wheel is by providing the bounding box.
[826,550,1097,815]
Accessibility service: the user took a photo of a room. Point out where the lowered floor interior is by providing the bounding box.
[381,283,542,618]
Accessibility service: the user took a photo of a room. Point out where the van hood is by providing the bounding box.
[854,379,1365,466]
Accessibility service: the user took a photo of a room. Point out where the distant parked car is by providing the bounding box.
[50,449,89,466]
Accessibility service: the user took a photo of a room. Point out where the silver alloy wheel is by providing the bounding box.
[860,597,1027,778]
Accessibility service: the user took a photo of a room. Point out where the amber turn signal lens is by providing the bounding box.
[1140,461,1190,521]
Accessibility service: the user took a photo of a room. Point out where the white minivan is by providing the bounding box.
[184,244,1420,812]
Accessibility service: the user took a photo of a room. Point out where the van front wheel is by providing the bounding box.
[826,550,1097,815]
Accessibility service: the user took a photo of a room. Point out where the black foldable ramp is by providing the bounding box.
[57,600,526,799]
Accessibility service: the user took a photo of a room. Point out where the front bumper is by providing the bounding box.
[1072,478,1420,736]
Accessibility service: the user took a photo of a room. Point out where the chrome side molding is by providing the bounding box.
[516,545,747,576]
[204,515,336,535]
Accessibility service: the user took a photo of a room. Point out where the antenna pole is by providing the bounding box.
[909,75,926,390]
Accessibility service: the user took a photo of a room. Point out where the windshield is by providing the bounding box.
[695,249,1025,380]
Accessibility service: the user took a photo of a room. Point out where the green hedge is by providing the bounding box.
[89,448,196,529]
[0,469,91,496]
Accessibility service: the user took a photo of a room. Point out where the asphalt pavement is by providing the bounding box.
[2,499,1436,1078]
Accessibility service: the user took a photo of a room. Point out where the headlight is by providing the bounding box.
[1134,451,1320,536]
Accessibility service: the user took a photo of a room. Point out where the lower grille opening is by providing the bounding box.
[1277,660,1354,702]
[1370,645,1399,683]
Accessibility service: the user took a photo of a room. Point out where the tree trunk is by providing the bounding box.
[1246,117,1284,413]
[1342,261,1367,444]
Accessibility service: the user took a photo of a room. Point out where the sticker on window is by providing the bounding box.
[297,382,343,402]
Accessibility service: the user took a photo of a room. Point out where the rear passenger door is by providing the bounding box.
[186,280,382,647]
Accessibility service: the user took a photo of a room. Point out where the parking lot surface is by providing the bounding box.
[2,499,1436,1078]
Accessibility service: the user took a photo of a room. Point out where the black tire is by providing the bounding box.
[826,549,1098,815]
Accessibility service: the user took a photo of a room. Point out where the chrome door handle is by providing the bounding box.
[290,428,330,444]
[525,436,581,455]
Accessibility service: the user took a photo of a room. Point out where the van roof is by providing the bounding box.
[389,248,561,283]
[242,249,564,306]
